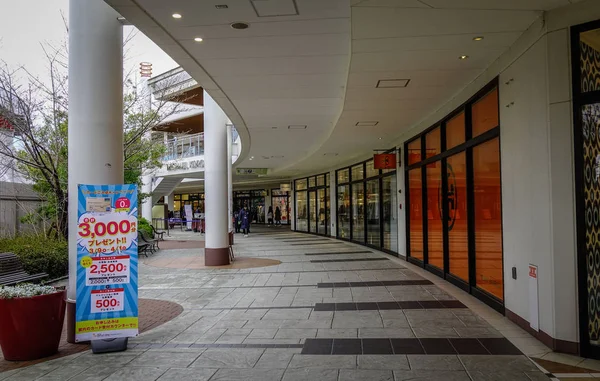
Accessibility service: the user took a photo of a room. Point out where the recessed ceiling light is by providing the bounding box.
[172,13,182,19]
[323,153,338,157]
[271,155,284,159]
[215,4,229,9]
[288,125,307,130]
[378,137,383,140]
[459,55,469,60]
[231,22,250,30]
[194,37,203,42]
[473,36,484,41]
[356,121,379,127]
[376,79,410,88]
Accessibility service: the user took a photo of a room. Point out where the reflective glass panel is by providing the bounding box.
[473,138,503,300]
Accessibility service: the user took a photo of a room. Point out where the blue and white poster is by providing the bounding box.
[75,184,139,342]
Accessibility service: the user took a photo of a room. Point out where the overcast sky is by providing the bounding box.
[0,0,178,81]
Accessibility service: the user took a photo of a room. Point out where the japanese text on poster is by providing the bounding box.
[75,184,139,342]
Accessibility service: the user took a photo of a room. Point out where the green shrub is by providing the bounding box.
[0,235,68,279]
[137,217,153,238]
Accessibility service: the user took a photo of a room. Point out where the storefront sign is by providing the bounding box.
[166,159,204,171]
[76,184,139,342]
[236,168,268,175]
[373,154,396,169]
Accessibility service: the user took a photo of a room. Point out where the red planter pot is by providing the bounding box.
[0,290,66,361]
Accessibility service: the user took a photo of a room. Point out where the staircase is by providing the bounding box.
[151,177,183,205]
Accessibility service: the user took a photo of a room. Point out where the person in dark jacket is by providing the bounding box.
[275,207,282,226]
[234,209,241,233]
[240,207,250,237]
[267,206,274,226]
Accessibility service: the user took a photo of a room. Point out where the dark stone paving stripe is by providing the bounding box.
[310,258,390,263]
[313,300,467,311]
[291,242,344,246]
[132,343,304,349]
[193,306,315,310]
[301,338,521,355]
[282,239,331,243]
[317,280,433,288]
[305,251,374,256]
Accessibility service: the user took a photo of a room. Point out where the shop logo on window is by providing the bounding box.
[439,164,458,231]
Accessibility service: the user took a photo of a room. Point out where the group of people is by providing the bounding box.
[267,206,283,227]
[234,206,283,237]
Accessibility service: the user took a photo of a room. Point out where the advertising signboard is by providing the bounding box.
[75,184,139,342]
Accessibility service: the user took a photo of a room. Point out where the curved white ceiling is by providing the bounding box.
[107,0,579,178]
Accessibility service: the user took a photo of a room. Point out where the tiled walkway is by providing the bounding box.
[0,228,566,380]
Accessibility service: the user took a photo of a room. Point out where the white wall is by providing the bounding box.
[500,34,555,335]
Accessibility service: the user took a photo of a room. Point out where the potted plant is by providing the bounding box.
[0,284,66,361]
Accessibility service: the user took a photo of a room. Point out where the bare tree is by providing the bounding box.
[0,35,195,239]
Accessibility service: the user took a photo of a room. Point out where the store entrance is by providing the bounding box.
[271,189,290,225]
[233,190,266,224]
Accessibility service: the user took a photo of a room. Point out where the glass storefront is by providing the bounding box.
[404,82,503,311]
[173,193,204,218]
[233,190,266,224]
[271,189,290,224]
[336,158,398,254]
[294,173,330,234]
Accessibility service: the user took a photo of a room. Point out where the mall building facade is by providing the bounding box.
[70,0,600,359]
[282,5,600,358]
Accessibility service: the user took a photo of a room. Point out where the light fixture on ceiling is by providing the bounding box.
[288,125,307,130]
[459,55,469,60]
[378,137,383,140]
[356,121,378,127]
[249,156,254,161]
[194,37,204,42]
[271,155,284,159]
[323,153,338,157]
[376,79,410,88]
[172,13,182,19]
[271,126,278,129]
[473,36,484,41]
[215,4,229,9]
[231,22,250,30]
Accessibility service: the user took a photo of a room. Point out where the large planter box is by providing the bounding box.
[0,290,66,361]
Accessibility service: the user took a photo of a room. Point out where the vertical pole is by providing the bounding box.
[67,0,123,343]
[204,91,230,265]
[227,124,233,242]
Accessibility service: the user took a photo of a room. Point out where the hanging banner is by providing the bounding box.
[75,184,139,342]
[373,153,396,169]
[184,204,193,230]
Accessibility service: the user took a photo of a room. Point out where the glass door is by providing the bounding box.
[318,188,327,235]
[366,179,380,247]
[352,183,365,243]
[308,190,317,233]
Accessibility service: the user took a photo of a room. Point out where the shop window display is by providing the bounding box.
[404,81,503,310]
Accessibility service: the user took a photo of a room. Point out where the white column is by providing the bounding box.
[67,0,123,341]
[227,124,233,234]
[204,91,230,265]
[141,175,153,221]
[166,191,175,212]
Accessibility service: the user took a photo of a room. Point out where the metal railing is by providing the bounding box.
[163,132,204,161]
[162,127,239,162]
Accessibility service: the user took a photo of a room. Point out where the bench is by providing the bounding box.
[137,240,152,257]
[0,252,48,286]
[150,225,165,241]
[139,231,159,252]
